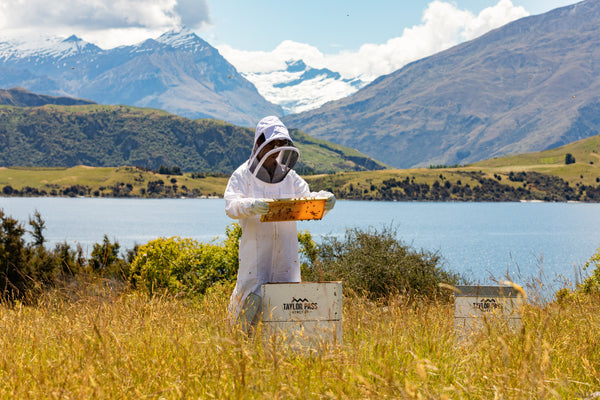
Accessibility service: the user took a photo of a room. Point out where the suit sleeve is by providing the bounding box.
[224,169,258,219]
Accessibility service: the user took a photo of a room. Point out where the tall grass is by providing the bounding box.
[1,280,599,399]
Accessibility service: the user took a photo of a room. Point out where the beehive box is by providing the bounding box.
[454,285,523,335]
[261,282,343,347]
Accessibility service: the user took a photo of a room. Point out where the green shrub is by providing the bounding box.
[0,210,88,301]
[53,242,86,276]
[553,246,600,302]
[89,235,129,279]
[298,230,321,281]
[580,246,600,294]
[565,153,576,165]
[0,210,28,300]
[300,225,463,301]
[129,223,241,296]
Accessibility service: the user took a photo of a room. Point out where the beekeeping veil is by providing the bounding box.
[248,116,299,184]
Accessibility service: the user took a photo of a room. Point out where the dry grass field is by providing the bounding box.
[1,279,598,399]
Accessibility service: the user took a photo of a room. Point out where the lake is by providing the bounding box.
[1,197,599,293]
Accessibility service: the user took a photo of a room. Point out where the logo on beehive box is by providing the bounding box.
[283,297,318,314]
[472,298,503,312]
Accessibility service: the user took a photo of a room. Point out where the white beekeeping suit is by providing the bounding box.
[225,116,335,326]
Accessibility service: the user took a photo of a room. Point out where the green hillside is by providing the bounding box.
[1,131,598,201]
[0,104,385,174]
[304,134,600,202]
[470,134,600,185]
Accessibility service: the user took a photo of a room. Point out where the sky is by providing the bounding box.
[205,0,579,52]
[0,0,582,82]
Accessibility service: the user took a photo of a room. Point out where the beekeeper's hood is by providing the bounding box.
[248,116,299,184]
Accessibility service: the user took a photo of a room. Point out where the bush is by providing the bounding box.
[90,235,129,279]
[554,246,600,302]
[580,246,600,294]
[0,210,88,301]
[158,165,182,175]
[298,230,321,281]
[0,210,27,299]
[300,225,463,301]
[565,153,576,165]
[0,208,242,301]
[129,223,241,296]
[53,242,86,276]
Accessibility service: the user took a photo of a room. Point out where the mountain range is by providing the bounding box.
[240,59,365,115]
[283,0,600,168]
[0,28,281,127]
[1,0,599,169]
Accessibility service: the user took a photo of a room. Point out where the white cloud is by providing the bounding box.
[79,28,170,49]
[175,0,210,30]
[219,0,529,82]
[462,0,529,40]
[0,0,210,48]
[218,41,328,74]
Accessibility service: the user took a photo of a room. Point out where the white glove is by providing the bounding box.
[249,199,270,215]
[324,193,336,211]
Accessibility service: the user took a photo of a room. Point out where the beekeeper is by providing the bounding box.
[225,115,335,328]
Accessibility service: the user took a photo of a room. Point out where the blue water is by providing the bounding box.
[1,198,599,291]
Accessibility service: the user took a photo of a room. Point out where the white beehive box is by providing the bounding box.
[260,282,343,347]
[454,285,523,335]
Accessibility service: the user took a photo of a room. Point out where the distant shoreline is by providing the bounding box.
[2,165,600,202]
[1,194,598,203]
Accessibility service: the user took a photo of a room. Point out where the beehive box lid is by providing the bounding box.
[454,285,519,298]
[261,197,327,222]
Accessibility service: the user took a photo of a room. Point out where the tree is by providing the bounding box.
[0,210,27,300]
[89,235,127,278]
[28,210,46,247]
[565,153,576,165]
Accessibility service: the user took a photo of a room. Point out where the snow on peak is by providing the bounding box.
[156,27,206,50]
[0,33,99,61]
[62,35,81,43]
[241,58,366,115]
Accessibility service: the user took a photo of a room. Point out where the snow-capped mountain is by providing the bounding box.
[0,29,282,127]
[0,34,101,63]
[0,29,364,119]
[240,60,365,115]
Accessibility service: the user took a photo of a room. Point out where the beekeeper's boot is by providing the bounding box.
[239,292,261,334]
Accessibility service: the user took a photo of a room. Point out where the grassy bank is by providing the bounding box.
[0,166,227,198]
[1,281,599,399]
